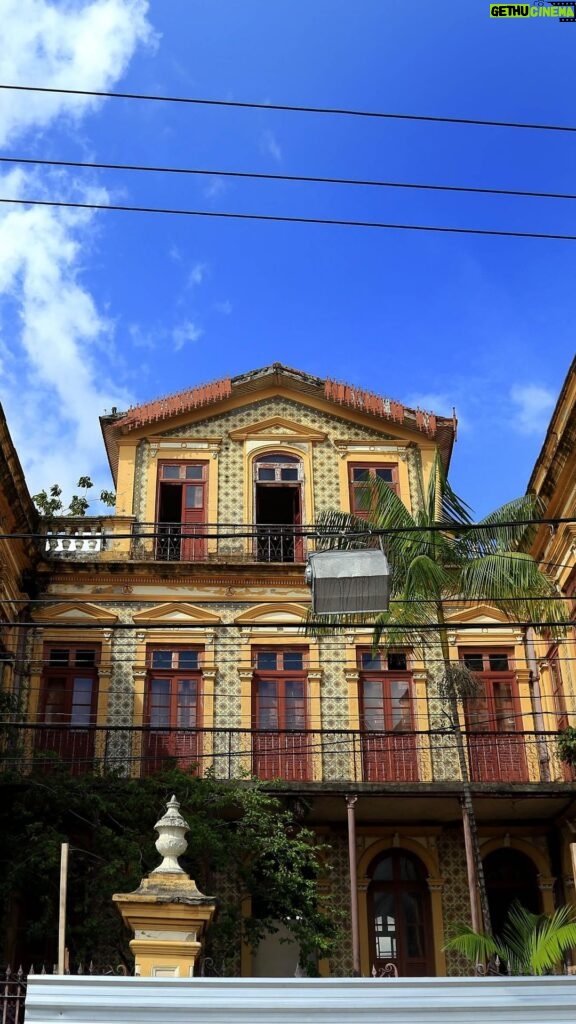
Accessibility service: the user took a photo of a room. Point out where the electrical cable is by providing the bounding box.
[3,155,576,203]
[2,83,576,134]
[3,196,576,242]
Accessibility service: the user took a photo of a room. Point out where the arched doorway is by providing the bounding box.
[483,848,541,937]
[367,849,434,977]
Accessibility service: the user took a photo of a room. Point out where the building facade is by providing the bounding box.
[1,362,575,977]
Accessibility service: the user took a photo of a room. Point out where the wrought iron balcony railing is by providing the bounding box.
[38,519,311,563]
[0,723,568,786]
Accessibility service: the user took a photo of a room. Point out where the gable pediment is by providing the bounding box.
[132,602,221,625]
[234,602,309,625]
[33,602,118,624]
[444,604,511,625]
[228,416,326,443]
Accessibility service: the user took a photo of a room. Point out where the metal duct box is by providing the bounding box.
[306,549,390,615]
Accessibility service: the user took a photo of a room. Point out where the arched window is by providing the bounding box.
[368,849,434,977]
[483,848,540,938]
[253,452,304,562]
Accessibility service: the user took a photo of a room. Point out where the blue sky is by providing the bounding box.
[0,0,574,518]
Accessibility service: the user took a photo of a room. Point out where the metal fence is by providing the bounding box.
[0,723,567,785]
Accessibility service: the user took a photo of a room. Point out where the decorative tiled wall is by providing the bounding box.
[437,829,473,977]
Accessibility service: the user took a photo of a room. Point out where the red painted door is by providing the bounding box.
[463,652,528,782]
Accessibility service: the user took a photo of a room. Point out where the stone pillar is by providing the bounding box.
[113,795,216,977]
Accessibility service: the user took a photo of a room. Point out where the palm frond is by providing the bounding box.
[372,599,440,654]
[460,551,558,604]
[446,901,576,976]
[458,494,544,557]
[425,453,474,526]
[403,554,453,602]
[314,509,373,550]
[443,924,502,964]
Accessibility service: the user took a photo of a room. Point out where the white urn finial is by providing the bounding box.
[153,795,189,874]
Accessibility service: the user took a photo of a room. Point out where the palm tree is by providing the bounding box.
[315,454,565,935]
[444,901,576,976]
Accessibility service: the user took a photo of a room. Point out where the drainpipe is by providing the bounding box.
[524,627,550,782]
[346,795,361,976]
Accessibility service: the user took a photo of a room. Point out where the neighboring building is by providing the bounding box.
[1,362,575,977]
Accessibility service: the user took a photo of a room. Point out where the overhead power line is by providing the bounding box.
[3,155,576,204]
[2,196,576,242]
[2,514,575,542]
[2,83,576,134]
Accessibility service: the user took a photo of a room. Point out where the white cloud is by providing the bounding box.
[214,300,232,316]
[0,0,155,147]
[0,0,155,499]
[260,130,282,163]
[188,262,208,287]
[203,176,227,199]
[509,384,556,436]
[173,320,203,351]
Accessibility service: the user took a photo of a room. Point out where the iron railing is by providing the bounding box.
[0,723,567,785]
[131,522,308,563]
[37,520,311,563]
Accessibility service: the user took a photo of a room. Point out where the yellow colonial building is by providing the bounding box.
[1,362,575,977]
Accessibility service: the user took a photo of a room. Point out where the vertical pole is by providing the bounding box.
[461,799,481,934]
[58,842,69,975]
[346,795,361,976]
[570,843,576,890]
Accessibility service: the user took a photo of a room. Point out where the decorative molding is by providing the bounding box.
[228,416,326,443]
[132,603,222,625]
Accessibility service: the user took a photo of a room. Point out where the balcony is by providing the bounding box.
[0,723,566,786]
[38,520,310,563]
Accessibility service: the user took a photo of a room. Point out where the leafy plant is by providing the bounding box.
[444,901,576,975]
[0,768,339,973]
[33,478,116,517]
[558,726,576,767]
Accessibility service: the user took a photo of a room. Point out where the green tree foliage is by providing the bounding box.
[0,769,339,973]
[33,478,116,517]
[444,901,576,975]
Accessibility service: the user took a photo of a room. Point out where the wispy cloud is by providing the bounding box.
[203,176,227,199]
[509,384,556,436]
[0,0,155,500]
[260,130,282,163]
[214,300,232,316]
[173,320,203,351]
[188,262,208,287]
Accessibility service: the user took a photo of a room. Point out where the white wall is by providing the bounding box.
[24,975,576,1024]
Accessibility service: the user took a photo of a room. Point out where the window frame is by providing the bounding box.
[145,646,203,731]
[41,644,100,727]
[348,462,399,518]
[252,648,308,732]
[357,649,414,734]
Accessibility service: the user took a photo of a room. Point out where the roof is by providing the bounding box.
[100,363,457,482]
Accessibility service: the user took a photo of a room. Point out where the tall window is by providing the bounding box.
[349,463,398,518]
[368,849,434,977]
[41,645,99,725]
[144,647,202,774]
[252,648,310,781]
[461,649,528,782]
[358,650,418,782]
[156,461,208,561]
[253,452,304,562]
[37,645,99,770]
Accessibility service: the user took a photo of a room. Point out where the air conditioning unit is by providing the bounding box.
[305,549,390,615]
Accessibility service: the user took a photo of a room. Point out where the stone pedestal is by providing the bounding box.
[113,796,216,977]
